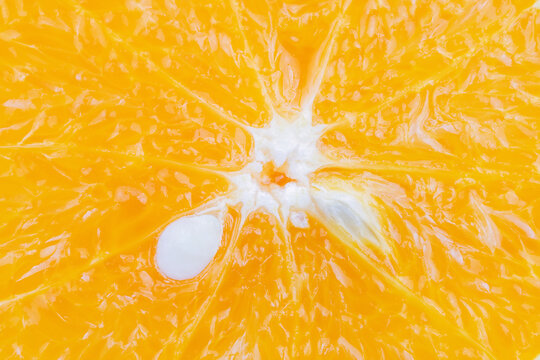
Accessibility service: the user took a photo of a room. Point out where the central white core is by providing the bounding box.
[229,110,327,224]
[250,111,327,184]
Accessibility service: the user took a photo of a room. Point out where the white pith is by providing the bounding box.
[228,107,327,224]
[156,105,383,280]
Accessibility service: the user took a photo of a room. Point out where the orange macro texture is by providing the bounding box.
[0,0,539,359]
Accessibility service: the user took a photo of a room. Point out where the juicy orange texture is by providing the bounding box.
[0,0,539,359]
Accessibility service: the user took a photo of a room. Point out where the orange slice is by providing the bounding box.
[0,0,539,359]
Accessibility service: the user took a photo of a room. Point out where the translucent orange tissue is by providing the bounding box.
[0,0,539,358]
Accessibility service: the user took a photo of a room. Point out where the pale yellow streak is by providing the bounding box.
[228,0,276,120]
[325,5,534,130]
[313,210,497,360]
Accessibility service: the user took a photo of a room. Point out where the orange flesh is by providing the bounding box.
[0,0,539,359]
[259,161,294,187]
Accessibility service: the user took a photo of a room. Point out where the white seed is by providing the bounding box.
[155,214,222,280]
